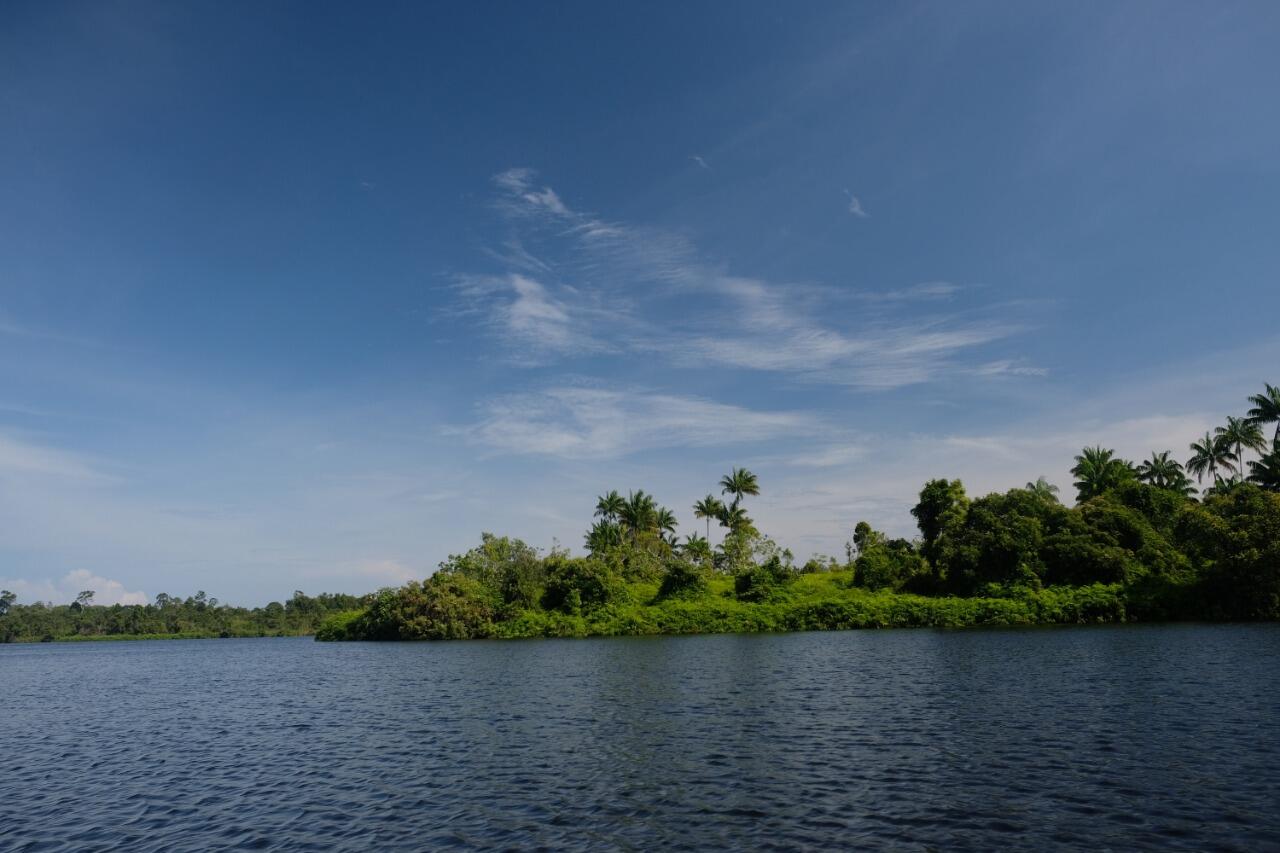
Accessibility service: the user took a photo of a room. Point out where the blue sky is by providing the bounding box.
[3,1,1279,605]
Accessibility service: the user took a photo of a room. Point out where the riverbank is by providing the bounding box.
[315,571,1135,641]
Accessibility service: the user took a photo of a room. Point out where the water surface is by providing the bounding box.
[3,625,1278,850]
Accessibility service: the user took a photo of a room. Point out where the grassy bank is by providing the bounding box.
[315,571,1132,641]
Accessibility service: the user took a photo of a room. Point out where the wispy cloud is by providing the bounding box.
[854,281,961,302]
[972,359,1049,378]
[462,168,1035,388]
[690,154,709,170]
[0,432,108,480]
[469,387,821,459]
[843,189,869,218]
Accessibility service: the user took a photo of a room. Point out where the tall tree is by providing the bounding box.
[719,467,760,509]
[681,533,712,562]
[619,490,657,534]
[1187,432,1237,485]
[693,495,725,540]
[594,490,625,523]
[911,478,969,568]
[1136,451,1194,494]
[1216,416,1267,480]
[1246,383,1280,443]
[1247,442,1280,491]
[584,520,622,554]
[717,503,752,534]
[1070,446,1136,502]
[655,507,679,537]
[1025,476,1060,502]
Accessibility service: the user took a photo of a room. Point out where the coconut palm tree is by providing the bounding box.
[1025,476,1060,502]
[655,507,678,538]
[619,490,657,535]
[1246,383,1280,443]
[1187,432,1237,485]
[584,520,622,554]
[717,503,752,534]
[1137,451,1182,487]
[1216,416,1267,481]
[692,495,725,539]
[681,533,712,562]
[594,490,625,523]
[1070,446,1135,502]
[1247,442,1280,491]
[719,467,760,509]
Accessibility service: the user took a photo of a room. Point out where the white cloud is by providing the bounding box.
[2,569,148,606]
[470,387,821,459]
[690,154,709,169]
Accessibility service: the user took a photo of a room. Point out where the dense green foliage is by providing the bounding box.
[0,589,364,644]
[323,385,1280,642]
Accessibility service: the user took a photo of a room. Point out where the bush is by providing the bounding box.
[541,556,626,614]
[314,610,363,641]
[357,575,497,640]
[657,556,710,600]
[734,555,795,602]
[853,540,927,591]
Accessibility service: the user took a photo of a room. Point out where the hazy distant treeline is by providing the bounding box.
[0,589,365,643]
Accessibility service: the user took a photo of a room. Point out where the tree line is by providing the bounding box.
[0,589,365,643]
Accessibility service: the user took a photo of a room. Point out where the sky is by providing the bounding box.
[3,1,1279,605]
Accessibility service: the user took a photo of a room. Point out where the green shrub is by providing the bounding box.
[657,555,710,600]
[314,610,363,641]
[734,555,795,602]
[541,555,626,614]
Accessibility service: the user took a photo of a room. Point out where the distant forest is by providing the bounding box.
[0,589,364,644]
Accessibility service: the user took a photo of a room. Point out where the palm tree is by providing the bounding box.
[594,490,625,523]
[692,495,725,539]
[1070,446,1135,502]
[1248,443,1280,491]
[1025,476,1060,502]
[1136,451,1188,490]
[681,533,712,562]
[717,503,752,534]
[1187,431,1237,485]
[655,507,678,537]
[584,520,622,554]
[619,490,657,534]
[719,467,760,509]
[1216,416,1267,481]
[1246,383,1280,443]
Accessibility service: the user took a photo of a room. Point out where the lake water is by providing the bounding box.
[2,625,1278,851]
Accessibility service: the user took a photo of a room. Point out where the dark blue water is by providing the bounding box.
[3,625,1279,851]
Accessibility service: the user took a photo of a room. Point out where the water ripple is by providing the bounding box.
[2,625,1279,850]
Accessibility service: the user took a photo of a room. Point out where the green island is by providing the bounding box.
[4,384,1278,645]
[315,384,1280,641]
